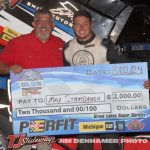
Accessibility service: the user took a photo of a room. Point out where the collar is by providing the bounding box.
[31,30,53,44]
[77,33,95,45]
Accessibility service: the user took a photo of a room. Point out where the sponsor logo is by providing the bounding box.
[2,33,12,42]
[50,1,78,18]
[128,120,144,130]
[29,120,45,133]
[0,26,21,44]
[50,1,77,29]
[3,26,21,37]
[105,122,114,130]
[19,70,43,96]
[116,121,125,131]
[7,134,55,149]
[19,119,77,133]
[79,122,105,132]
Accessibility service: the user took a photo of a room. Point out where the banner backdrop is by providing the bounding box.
[10,63,149,136]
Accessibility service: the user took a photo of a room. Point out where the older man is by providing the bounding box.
[0,8,64,150]
[0,8,64,74]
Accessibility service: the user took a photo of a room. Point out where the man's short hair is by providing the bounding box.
[34,8,52,21]
[73,10,92,22]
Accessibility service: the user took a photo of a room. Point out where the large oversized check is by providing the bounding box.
[11,62,149,136]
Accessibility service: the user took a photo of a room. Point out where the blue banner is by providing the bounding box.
[10,62,149,136]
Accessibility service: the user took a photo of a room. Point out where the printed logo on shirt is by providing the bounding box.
[59,47,63,51]
[72,50,94,66]
[85,44,95,48]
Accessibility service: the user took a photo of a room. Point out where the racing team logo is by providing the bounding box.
[128,120,144,130]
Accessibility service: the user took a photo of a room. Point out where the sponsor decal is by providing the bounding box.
[7,134,55,149]
[0,26,21,46]
[79,122,105,132]
[116,121,125,131]
[105,122,114,130]
[50,1,78,29]
[9,0,22,8]
[3,26,21,37]
[2,33,13,41]
[19,70,43,96]
[19,119,77,133]
[50,1,78,18]
[29,120,46,133]
[128,120,144,130]
[0,0,22,10]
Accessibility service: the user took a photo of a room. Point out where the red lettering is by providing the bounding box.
[7,134,26,149]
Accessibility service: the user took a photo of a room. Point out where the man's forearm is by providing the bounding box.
[0,62,10,75]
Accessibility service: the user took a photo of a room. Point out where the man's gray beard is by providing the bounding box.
[37,32,50,41]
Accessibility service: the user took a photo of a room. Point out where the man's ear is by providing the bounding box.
[52,22,55,29]
[91,22,93,29]
[32,21,35,27]
[72,24,75,30]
